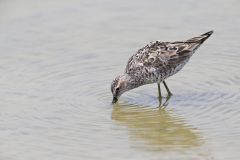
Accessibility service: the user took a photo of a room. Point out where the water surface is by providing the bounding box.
[0,0,240,159]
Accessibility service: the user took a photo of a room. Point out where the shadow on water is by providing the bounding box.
[111,102,203,151]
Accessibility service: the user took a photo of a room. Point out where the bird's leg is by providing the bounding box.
[157,83,162,106]
[163,81,172,98]
[162,95,172,108]
[158,81,172,109]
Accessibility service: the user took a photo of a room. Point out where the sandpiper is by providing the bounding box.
[111,31,213,104]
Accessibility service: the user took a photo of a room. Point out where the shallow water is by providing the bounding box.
[0,0,240,159]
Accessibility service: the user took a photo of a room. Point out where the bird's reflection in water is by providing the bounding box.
[111,103,203,151]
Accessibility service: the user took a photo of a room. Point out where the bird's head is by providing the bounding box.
[111,74,131,104]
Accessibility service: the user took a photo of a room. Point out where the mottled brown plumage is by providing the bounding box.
[111,31,213,104]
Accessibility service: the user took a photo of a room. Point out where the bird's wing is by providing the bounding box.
[125,31,213,76]
[125,41,190,75]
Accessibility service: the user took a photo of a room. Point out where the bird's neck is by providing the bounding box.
[125,74,145,90]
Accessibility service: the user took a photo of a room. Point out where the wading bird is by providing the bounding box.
[111,31,213,104]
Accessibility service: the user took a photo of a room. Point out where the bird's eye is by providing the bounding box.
[116,87,120,93]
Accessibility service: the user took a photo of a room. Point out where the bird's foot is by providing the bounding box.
[158,93,172,109]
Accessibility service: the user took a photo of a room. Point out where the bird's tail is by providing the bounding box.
[201,30,214,37]
[185,30,213,51]
[186,30,213,44]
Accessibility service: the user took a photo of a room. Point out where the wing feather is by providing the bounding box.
[125,41,193,76]
[125,31,213,77]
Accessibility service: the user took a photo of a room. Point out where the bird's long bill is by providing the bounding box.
[112,97,118,104]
